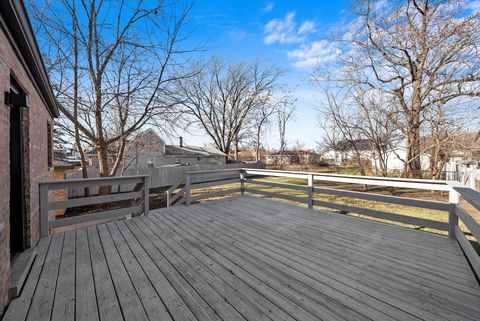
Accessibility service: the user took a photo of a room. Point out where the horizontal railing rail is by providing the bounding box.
[167,168,453,229]
[449,182,480,278]
[167,169,244,207]
[39,175,149,236]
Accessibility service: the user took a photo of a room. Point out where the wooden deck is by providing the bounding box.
[3,196,480,321]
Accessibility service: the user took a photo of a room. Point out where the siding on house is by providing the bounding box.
[122,130,228,170]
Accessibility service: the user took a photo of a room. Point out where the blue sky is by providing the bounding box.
[176,0,353,150]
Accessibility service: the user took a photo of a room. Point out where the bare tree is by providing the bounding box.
[422,102,472,179]
[315,0,480,178]
[319,91,368,175]
[176,56,283,156]
[276,98,296,168]
[30,0,194,193]
[251,91,291,162]
[353,91,402,176]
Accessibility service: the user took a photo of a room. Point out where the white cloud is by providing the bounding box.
[263,12,316,44]
[263,2,274,13]
[287,40,340,68]
[467,0,480,13]
[298,21,316,34]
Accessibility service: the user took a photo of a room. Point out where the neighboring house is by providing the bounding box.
[229,150,268,163]
[266,149,321,165]
[322,139,374,166]
[0,0,59,314]
[371,147,431,172]
[83,147,117,168]
[121,130,228,171]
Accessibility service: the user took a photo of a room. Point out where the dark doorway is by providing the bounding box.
[8,77,27,254]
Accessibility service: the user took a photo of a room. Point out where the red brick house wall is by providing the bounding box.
[0,1,58,315]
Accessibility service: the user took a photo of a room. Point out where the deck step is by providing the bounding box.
[9,248,36,299]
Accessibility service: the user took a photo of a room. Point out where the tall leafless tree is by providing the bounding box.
[176,56,283,156]
[315,0,480,178]
[29,0,194,193]
[319,90,368,175]
[276,98,296,168]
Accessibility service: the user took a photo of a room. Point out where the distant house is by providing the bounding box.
[121,129,228,170]
[266,149,321,165]
[371,147,431,172]
[231,150,268,163]
[322,139,374,165]
[83,146,117,167]
[0,0,59,314]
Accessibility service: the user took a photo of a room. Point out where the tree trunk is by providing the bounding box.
[406,111,422,178]
[72,7,89,196]
[97,143,111,195]
[234,135,239,161]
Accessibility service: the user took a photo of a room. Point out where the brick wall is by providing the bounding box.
[0,24,53,315]
[51,169,67,217]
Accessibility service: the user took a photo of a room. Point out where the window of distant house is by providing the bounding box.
[47,122,52,168]
[197,157,201,161]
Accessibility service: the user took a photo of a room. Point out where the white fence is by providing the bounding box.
[66,163,265,198]
[457,166,480,190]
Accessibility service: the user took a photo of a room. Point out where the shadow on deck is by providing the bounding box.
[3,196,480,321]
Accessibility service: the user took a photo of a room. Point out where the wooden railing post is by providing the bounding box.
[166,190,170,207]
[307,174,314,209]
[39,183,49,237]
[143,176,149,215]
[448,187,459,240]
[240,169,245,195]
[185,173,191,206]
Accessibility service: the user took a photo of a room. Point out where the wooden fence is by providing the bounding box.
[66,162,265,198]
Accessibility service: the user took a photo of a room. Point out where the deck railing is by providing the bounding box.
[39,175,149,236]
[449,183,480,277]
[167,168,480,278]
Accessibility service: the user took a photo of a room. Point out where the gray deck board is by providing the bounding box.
[124,219,221,321]
[86,226,123,321]
[4,196,480,321]
[216,199,479,292]
[51,231,76,321]
[106,222,173,321]
[25,233,64,321]
[96,224,149,321]
[2,237,51,321]
[159,206,417,321]
[187,201,480,319]
[114,221,198,321]
[135,216,270,321]
[75,228,99,321]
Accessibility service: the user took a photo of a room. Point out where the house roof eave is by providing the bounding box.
[0,0,59,117]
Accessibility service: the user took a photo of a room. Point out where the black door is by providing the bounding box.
[9,79,27,254]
